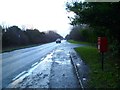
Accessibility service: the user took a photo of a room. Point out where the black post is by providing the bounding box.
[101,52,104,71]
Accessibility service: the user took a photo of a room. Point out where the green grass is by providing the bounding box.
[68,40,91,45]
[68,40,97,47]
[75,46,120,88]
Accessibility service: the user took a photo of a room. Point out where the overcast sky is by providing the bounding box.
[0,0,80,37]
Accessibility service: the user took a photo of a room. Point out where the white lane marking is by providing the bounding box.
[8,73,29,88]
[41,57,45,61]
[31,62,38,67]
[12,71,27,81]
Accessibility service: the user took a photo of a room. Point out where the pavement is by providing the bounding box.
[49,48,80,88]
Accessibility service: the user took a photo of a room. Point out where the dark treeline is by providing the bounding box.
[2,25,63,48]
[65,24,92,42]
[65,2,120,57]
[65,24,97,44]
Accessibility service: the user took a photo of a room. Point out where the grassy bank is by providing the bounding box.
[68,40,96,47]
[68,40,91,45]
[69,40,120,88]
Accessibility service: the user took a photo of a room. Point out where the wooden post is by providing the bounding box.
[101,52,104,71]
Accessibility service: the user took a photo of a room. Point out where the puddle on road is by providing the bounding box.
[56,49,63,52]
[50,49,80,88]
[54,60,71,65]
[52,49,70,61]
[52,48,72,65]
[53,49,64,53]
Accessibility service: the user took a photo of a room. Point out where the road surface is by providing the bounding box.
[1,40,84,88]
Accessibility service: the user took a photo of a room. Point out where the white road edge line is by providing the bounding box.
[31,62,38,67]
[41,57,45,61]
[12,71,27,81]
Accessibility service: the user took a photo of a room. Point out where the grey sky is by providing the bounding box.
[0,0,77,37]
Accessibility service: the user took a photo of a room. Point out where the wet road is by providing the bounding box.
[1,40,84,88]
[50,48,80,88]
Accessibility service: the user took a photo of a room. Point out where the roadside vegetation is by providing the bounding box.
[1,25,63,53]
[68,40,92,46]
[69,40,120,88]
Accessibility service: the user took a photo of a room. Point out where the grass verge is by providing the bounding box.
[69,40,120,88]
[75,46,120,88]
[68,40,91,45]
[68,40,97,47]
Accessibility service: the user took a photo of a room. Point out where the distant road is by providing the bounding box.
[1,40,82,88]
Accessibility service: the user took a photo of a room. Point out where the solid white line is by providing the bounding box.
[41,57,45,61]
[12,71,26,81]
[31,62,38,67]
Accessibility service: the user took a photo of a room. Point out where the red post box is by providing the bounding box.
[98,37,108,53]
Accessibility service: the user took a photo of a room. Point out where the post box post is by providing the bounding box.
[97,37,108,71]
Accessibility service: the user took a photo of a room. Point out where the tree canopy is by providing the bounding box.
[66,2,120,56]
[66,2,120,38]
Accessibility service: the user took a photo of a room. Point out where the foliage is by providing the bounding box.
[69,26,82,41]
[80,27,97,43]
[66,2,120,30]
[45,31,63,43]
[66,2,120,56]
[2,26,29,46]
[2,25,63,49]
[65,25,97,45]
